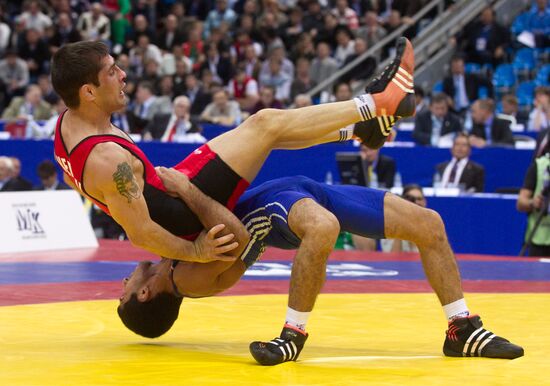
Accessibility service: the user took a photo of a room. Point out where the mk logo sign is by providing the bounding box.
[14,207,45,236]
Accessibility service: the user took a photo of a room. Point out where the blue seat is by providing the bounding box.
[432,81,443,93]
[534,64,550,86]
[516,81,536,107]
[511,12,529,35]
[465,62,481,74]
[492,64,516,91]
[512,48,536,77]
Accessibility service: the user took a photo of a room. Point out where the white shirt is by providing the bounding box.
[441,157,469,188]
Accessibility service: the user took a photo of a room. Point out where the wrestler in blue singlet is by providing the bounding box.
[233,176,387,267]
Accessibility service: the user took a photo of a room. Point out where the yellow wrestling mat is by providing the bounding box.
[1,294,548,386]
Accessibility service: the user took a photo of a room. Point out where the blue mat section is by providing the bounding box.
[1,260,549,285]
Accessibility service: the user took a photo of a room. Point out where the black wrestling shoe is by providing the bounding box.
[249,325,308,366]
[443,315,524,359]
[353,116,397,149]
[363,37,416,118]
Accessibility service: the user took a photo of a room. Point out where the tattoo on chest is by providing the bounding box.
[113,162,141,203]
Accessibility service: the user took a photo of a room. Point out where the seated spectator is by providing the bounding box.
[528,86,550,132]
[339,36,376,85]
[199,43,234,86]
[157,14,185,52]
[413,93,462,146]
[333,25,355,66]
[227,65,259,112]
[144,96,206,143]
[0,8,11,56]
[125,15,156,49]
[160,45,192,77]
[332,81,352,102]
[290,31,316,62]
[204,0,237,39]
[470,99,515,147]
[457,5,510,65]
[0,156,32,191]
[2,84,52,122]
[415,86,428,114]
[290,56,317,102]
[34,160,69,191]
[18,28,50,81]
[310,41,338,93]
[30,95,66,139]
[355,11,387,62]
[524,0,550,48]
[332,0,360,30]
[383,10,415,57]
[315,11,339,48]
[200,89,242,126]
[76,2,111,43]
[0,49,29,104]
[442,55,494,114]
[435,133,485,192]
[37,74,58,105]
[183,73,212,120]
[49,12,81,54]
[111,97,133,134]
[360,143,396,189]
[259,46,295,82]
[380,184,427,253]
[249,85,283,114]
[259,56,292,104]
[242,43,262,80]
[182,25,205,71]
[19,0,52,34]
[129,81,172,133]
[294,93,312,108]
[302,1,325,38]
[517,152,550,256]
[129,34,163,70]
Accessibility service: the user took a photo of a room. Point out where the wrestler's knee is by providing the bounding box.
[303,210,340,253]
[243,108,281,135]
[417,208,447,247]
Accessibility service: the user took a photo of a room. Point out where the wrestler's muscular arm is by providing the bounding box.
[83,143,237,263]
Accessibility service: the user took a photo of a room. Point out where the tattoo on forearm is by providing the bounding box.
[113,162,141,203]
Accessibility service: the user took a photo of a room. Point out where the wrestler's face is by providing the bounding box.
[119,260,158,305]
[94,55,127,113]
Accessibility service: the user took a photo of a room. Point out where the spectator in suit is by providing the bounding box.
[309,41,338,93]
[0,156,32,191]
[359,143,396,189]
[436,133,485,192]
[469,99,515,147]
[34,160,70,191]
[200,88,242,126]
[143,96,206,143]
[183,73,212,119]
[2,84,52,121]
[442,55,494,114]
[413,93,462,146]
[0,49,30,104]
[157,14,185,52]
[49,12,81,54]
[499,94,529,128]
[458,6,510,66]
[414,86,428,115]
[259,56,293,104]
[199,43,234,86]
[528,86,550,132]
[129,81,172,133]
[18,28,50,81]
[339,36,376,84]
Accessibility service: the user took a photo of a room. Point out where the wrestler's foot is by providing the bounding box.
[366,37,415,118]
[249,325,308,366]
[353,116,397,149]
[443,315,524,359]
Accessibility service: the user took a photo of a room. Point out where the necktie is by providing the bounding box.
[367,164,373,186]
[167,119,180,142]
[448,162,459,186]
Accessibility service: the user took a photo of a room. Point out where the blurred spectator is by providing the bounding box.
[227,65,259,112]
[0,156,15,191]
[458,6,510,65]
[517,153,550,256]
[355,11,387,62]
[392,0,424,18]
[499,94,529,128]
[303,1,325,38]
[48,12,81,54]
[200,88,241,126]
[435,133,485,192]
[204,0,237,38]
[111,97,133,134]
[333,25,356,66]
[230,29,258,65]
[260,46,295,81]
[199,43,234,85]
[30,95,65,139]
[294,93,312,108]
[528,86,550,132]
[36,74,57,105]
[183,73,212,119]
[383,10,415,57]
[290,56,317,101]
[414,85,428,114]
[129,81,172,133]
[183,0,212,21]
[157,14,185,52]
[144,95,206,143]
[259,56,293,104]
[249,85,283,114]
[315,12,339,48]
[290,32,316,62]
[0,49,30,103]
[281,8,304,49]
[524,0,550,48]
[129,34,163,72]
[182,25,205,71]
[469,99,514,147]
[380,184,427,253]
[7,156,33,191]
[18,28,50,81]
[2,84,52,121]
[413,93,462,147]
[19,0,52,34]
[0,5,11,55]
[310,41,338,92]
[10,16,27,52]
[77,2,111,43]
[332,81,352,102]
[160,45,192,76]
[360,142,396,189]
[340,36,376,84]
[442,55,493,114]
[34,160,69,190]
[242,43,262,79]
[332,0,360,30]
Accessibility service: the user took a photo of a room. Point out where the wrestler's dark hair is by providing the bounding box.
[117,292,183,338]
[51,41,109,109]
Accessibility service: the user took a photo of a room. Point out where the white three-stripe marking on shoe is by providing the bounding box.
[394,71,414,88]
[470,331,491,356]
[462,327,485,356]
[398,66,413,81]
[477,334,496,355]
[391,78,414,93]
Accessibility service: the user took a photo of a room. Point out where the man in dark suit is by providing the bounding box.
[143,96,206,143]
[0,156,32,191]
[442,55,494,114]
[34,160,70,190]
[470,99,514,147]
[436,133,485,192]
[199,43,234,85]
[156,14,186,51]
[181,73,212,119]
[359,143,396,189]
[413,92,462,146]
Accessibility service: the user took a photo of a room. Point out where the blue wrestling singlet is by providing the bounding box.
[233,176,387,268]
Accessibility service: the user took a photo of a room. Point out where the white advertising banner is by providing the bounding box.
[0,190,98,253]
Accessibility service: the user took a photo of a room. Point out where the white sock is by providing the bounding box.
[353,94,376,121]
[443,298,470,321]
[285,307,310,332]
[338,124,355,142]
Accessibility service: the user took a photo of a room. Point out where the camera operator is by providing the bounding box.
[517,153,550,256]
